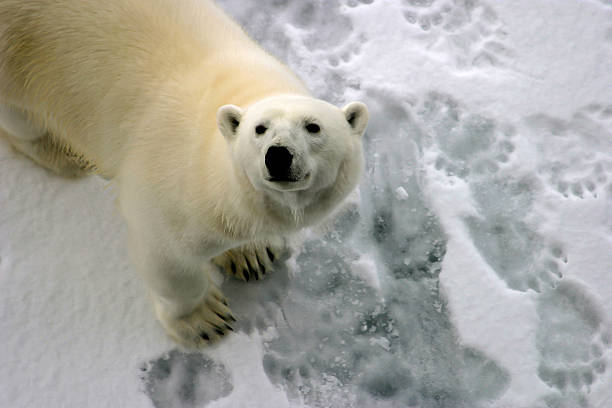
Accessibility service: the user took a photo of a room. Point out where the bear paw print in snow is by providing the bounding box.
[420,91,517,180]
[527,105,612,199]
[536,280,611,404]
[402,0,513,69]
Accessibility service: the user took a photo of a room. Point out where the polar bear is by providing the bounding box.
[0,0,368,347]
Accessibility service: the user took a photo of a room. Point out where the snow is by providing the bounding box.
[1,0,611,407]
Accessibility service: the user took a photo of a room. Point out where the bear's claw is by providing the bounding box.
[155,283,235,348]
[213,241,283,282]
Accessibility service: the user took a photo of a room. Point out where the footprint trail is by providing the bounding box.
[419,91,566,293]
[421,92,612,405]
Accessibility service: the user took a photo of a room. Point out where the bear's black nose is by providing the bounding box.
[265,145,293,181]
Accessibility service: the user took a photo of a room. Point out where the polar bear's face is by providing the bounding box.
[217,95,368,209]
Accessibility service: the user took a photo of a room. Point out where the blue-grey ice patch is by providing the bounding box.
[141,350,233,408]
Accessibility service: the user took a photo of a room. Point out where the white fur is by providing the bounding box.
[0,104,45,141]
[0,0,368,347]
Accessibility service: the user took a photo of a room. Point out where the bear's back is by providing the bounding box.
[0,0,305,176]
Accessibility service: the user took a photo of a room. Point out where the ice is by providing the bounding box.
[2,0,612,407]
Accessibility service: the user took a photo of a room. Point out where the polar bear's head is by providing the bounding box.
[217,95,368,216]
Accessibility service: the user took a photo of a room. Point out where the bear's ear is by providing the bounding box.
[342,101,369,136]
[217,104,243,141]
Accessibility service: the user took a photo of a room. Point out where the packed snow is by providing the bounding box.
[1,0,611,407]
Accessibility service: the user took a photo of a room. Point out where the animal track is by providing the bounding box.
[400,0,513,69]
[345,0,376,8]
[421,95,517,179]
[141,350,233,408]
[325,32,368,68]
[402,0,454,32]
[420,90,611,407]
[464,211,567,292]
[526,104,612,199]
[535,280,611,407]
[419,92,572,293]
[291,1,354,52]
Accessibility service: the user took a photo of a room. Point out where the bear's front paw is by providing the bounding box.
[213,241,283,282]
[155,285,236,348]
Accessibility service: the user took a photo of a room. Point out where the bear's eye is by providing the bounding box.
[255,125,267,135]
[305,123,320,133]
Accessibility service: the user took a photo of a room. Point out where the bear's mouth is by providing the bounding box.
[265,172,311,191]
[267,173,310,183]
[267,176,299,183]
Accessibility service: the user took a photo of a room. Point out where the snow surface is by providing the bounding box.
[1,0,612,407]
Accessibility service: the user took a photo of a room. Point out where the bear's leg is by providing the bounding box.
[131,238,236,347]
[0,104,90,177]
[3,131,91,177]
[151,277,236,348]
[213,239,284,282]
